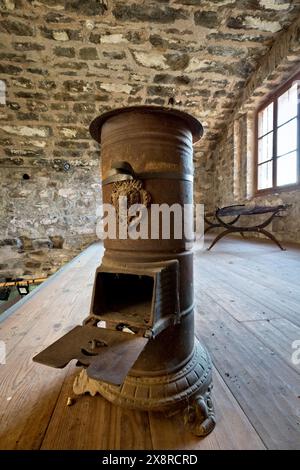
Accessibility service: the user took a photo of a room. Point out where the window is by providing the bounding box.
[255,73,300,192]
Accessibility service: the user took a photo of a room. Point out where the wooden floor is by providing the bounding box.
[0,236,299,450]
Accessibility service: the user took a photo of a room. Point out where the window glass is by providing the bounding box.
[258,161,273,190]
[258,102,273,137]
[258,132,273,163]
[277,83,298,127]
[257,78,299,191]
[277,118,297,157]
[277,152,297,186]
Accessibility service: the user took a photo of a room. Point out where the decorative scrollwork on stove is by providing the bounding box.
[111,179,151,226]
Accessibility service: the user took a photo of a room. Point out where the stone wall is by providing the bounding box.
[0,1,110,279]
[209,15,300,244]
[1,0,300,279]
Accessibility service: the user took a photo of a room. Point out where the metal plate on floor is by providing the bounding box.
[33,325,148,385]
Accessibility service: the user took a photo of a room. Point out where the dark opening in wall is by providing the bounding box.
[22,174,30,180]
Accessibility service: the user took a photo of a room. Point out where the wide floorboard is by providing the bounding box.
[0,236,299,449]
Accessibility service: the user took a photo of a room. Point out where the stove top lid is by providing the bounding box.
[89,105,203,144]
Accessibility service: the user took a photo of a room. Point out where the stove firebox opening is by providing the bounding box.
[92,272,154,328]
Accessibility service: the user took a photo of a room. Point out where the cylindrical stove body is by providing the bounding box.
[87,107,213,416]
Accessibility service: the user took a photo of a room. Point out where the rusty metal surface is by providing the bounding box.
[87,334,148,384]
[89,106,198,376]
[33,325,148,385]
[34,106,215,432]
[89,105,203,144]
[91,260,180,337]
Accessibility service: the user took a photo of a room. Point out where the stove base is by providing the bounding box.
[73,338,215,437]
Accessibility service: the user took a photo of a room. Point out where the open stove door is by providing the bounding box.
[33,325,148,386]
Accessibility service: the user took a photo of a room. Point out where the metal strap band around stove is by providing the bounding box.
[102,171,194,186]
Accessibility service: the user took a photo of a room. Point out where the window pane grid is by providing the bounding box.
[257,161,273,190]
[258,131,273,164]
[256,78,299,192]
[276,149,298,160]
[277,82,298,127]
[258,102,273,138]
[277,117,297,158]
[276,151,297,186]
[258,160,272,166]
[258,129,273,139]
[276,114,297,130]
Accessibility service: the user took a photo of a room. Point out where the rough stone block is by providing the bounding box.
[13,41,44,51]
[112,3,187,23]
[194,11,218,28]
[79,47,98,60]
[49,235,64,249]
[54,46,75,58]
[17,236,33,251]
[0,125,52,137]
[0,19,35,36]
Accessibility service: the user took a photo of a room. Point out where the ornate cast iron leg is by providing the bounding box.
[204,216,221,235]
[184,386,216,437]
[206,211,287,251]
[204,225,218,235]
[258,228,286,251]
[207,214,243,250]
[207,229,233,251]
[73,337,216,438]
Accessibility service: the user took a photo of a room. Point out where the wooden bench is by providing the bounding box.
[204,204,290,251]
